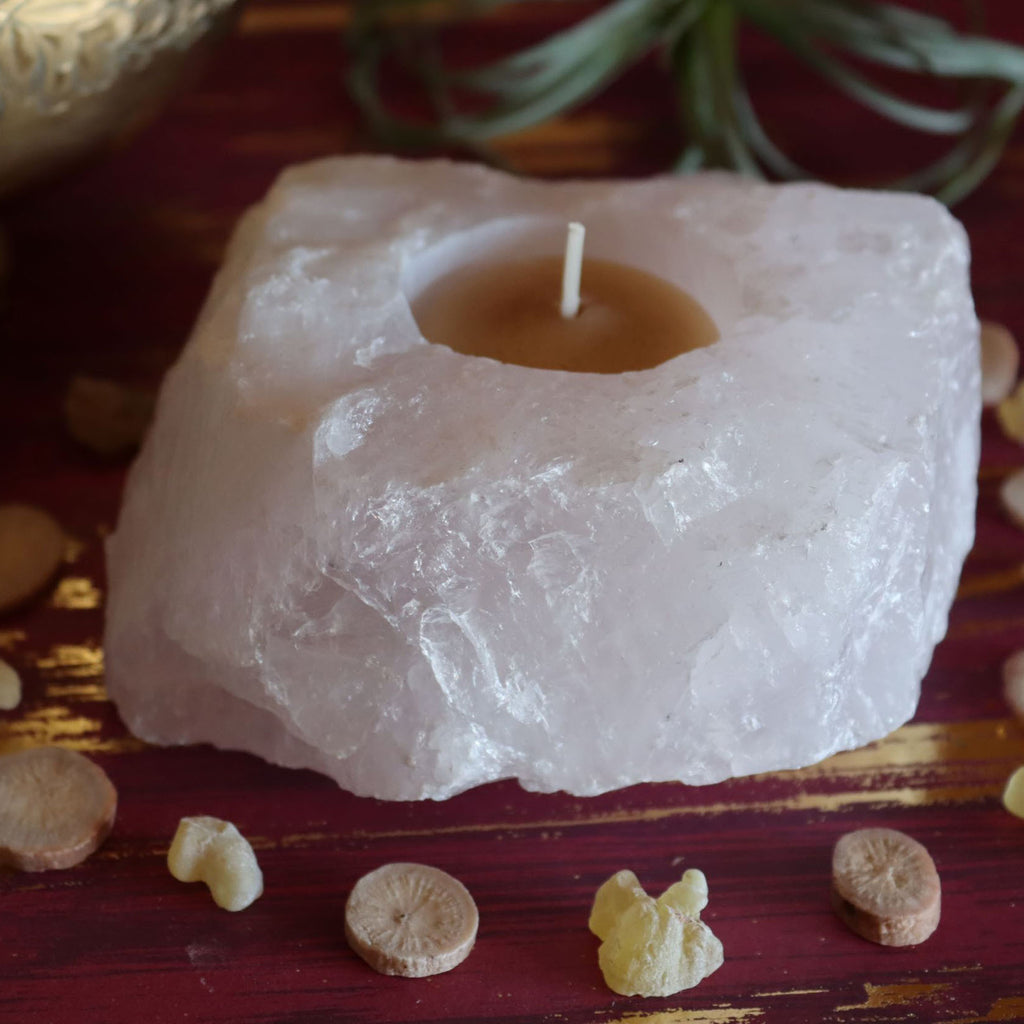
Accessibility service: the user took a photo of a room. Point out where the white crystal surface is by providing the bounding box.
[104,157,980,800]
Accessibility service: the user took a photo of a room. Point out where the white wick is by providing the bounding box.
[560,221,585,319]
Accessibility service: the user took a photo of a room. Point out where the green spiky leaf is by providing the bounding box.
[348,0,1024,203]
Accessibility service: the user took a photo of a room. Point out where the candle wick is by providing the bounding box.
[560,221,585,319]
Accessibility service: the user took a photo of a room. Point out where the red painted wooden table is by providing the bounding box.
[3,3,1024,1022]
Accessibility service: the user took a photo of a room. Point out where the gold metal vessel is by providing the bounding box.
[0,0,238,197]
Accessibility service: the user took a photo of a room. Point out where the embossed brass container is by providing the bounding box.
[0,0,239,197]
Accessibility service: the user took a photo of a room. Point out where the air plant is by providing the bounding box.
[349,0,1024,203]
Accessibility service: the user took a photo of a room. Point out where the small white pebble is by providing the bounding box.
[0,659,21,711]
[999,468,1024,531]
[981,321,1019,407]
[167,816,263,912]
[1002,766,1024,819]
[1002,650,1024,721]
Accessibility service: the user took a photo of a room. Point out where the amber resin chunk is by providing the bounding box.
[167,816,263,911]
[589,867,722,997]
[1003,766,1024,819]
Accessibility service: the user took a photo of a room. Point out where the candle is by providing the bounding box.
[413,241,719,374]
[105,157,980,801]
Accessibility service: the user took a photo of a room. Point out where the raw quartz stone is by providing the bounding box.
[104,157,980,801]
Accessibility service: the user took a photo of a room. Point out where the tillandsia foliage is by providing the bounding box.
[348,0,1024,203]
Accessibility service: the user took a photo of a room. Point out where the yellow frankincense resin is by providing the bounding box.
[589,868,723,997]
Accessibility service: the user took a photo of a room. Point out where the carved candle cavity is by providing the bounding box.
[104,157,980,800]
[414,249,719,373]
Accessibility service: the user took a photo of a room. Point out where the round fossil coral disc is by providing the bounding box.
[831,827,940,946]
[344,862,478,977]
[0,504,65,613]
[0,746,117,871]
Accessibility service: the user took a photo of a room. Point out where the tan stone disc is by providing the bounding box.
[64,376,154,457]
[344,862,478,977]
[831,827,940,946]
[981,320,1019,407]
[1002,649,1024,721]
[0,504,65,613]
[0,657,21,710]
[0,747,117,871]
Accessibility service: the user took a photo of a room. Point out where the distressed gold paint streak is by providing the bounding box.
[493,132,650,175]
[752,988,828,997]
[49,577,103,610]
[63,537,86,562]
[599,1008,763,1024]
[238,1,558,34]
[804,720,1022,774]
[252,830,380,852]
[246,835,277,852]
[1,707,102,742]
[239,3,349,32]
[0,630,26,651]
[32,644,104,678]
[836,981,952,1010]
[248,833,333,852]
[94,840,167,862]
[493,136,634,175]
[496,113,648,148]
[942,998,1024,1023]
[0,733,144,755]
[44,681,108,702]
[957,566,1024,599]
[279,831,337,848]
[349,784,999,841]
[949,614,1024,640]
[246,832,353,853]
[978,463,1022,481]
[0,707,144,754]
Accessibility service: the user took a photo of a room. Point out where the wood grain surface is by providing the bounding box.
[3,3,1024,1022]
